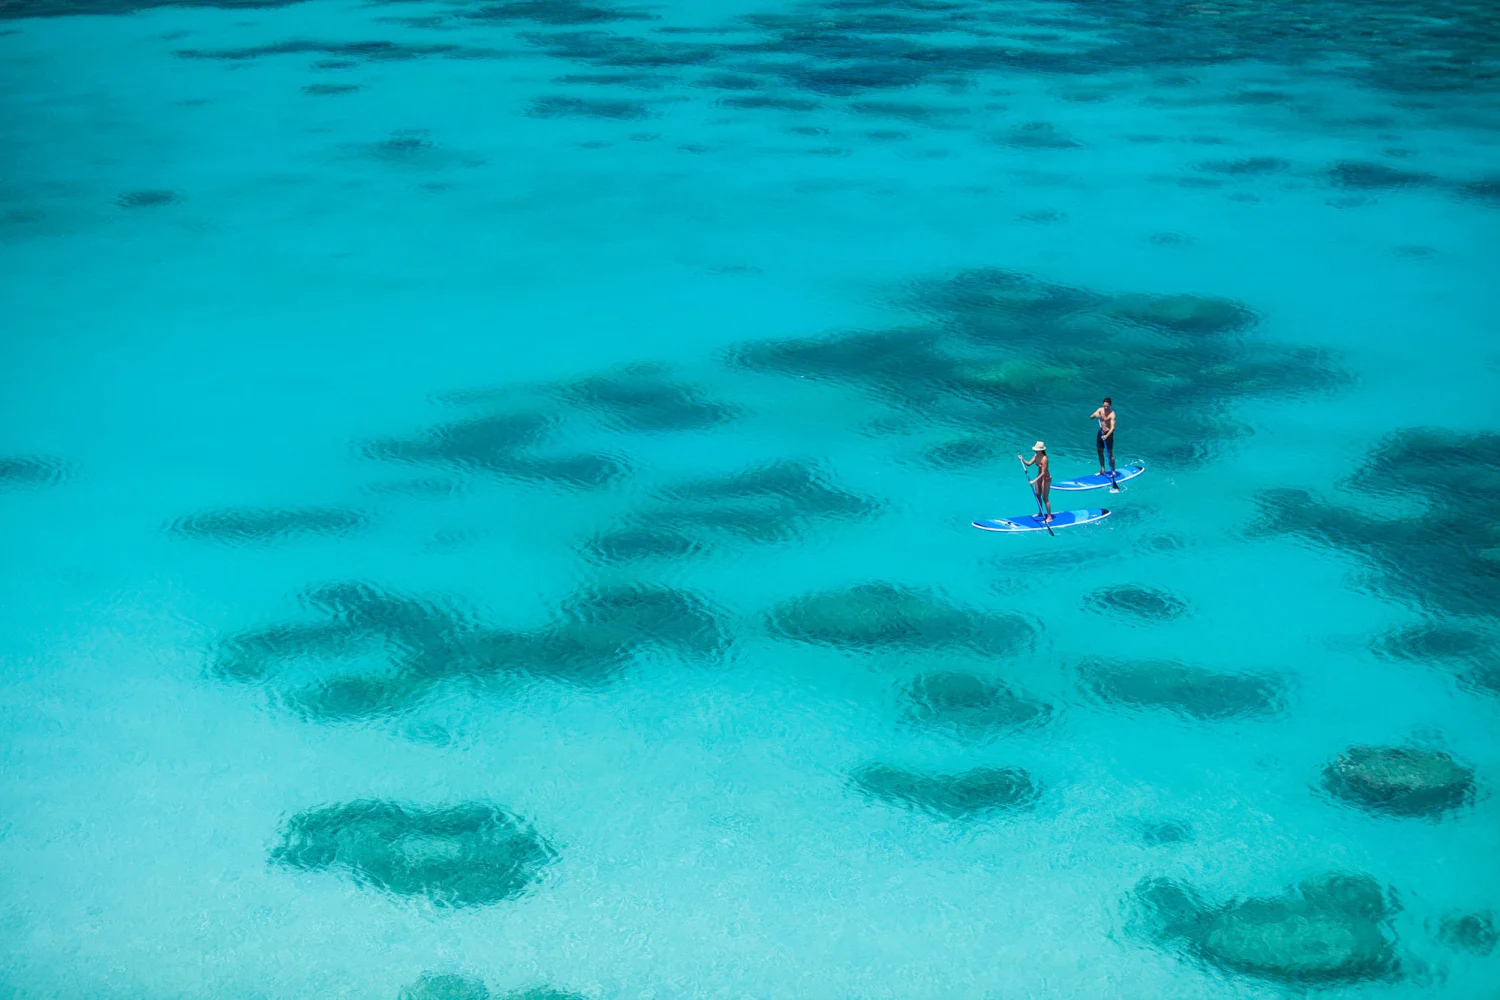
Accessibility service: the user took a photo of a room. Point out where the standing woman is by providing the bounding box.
[1019,441,1052,523]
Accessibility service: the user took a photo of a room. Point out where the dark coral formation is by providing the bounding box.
[1375,621,1494,664]
[556,71,676,89]
[469,583,729,687]
[767,582,1035,655]
[582,524,701,563]
[0,455,69,488]
[1137,818,1192,846]
[168,507,367,544]
[850,763,1038,819]
[555,364,739,431]
[466,0,653,26]
[721,94,821,111]
[364,411,626,491]
[1374,620,1500,693]
[1437,911,1497,955]
[1085,584,1188,623]
[1253,429,1500,619]
[660,460,874,534]
[7,0,305,18]
[1457,177,1500,204]
[501,0,1500,114]
[14,0,1500,107]
[1080,660,1284,720]
[902,671,1050,738]
[589,517,705,558]
[527,95,654,120]
[116,190,178,208]
[1323,745,1475,818]
[1104,294,1257,335]
[733,268,1339,468]
[213,580,727,721]
[272,800,554,907]
[1328,161,1436,190]
[176,40,503,62]
[399,974,491,1000]
[995,122,1081,150]
[586,460,876,562]
[1136,872,1399,986]
[916,436,999,470]
[1193,157,1289,175]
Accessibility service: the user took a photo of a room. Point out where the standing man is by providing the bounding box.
[1018,441,1052,523]
[1090,397,1116,486]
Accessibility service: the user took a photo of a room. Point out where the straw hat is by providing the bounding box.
[1032,441,1046,451]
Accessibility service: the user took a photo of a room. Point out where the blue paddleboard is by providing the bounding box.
[972,508,1111,532]
[1051,463,1145,492]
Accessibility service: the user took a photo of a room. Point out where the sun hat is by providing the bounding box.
[1032,441,1046,451]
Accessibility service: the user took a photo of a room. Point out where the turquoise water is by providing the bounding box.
[3,0,1499,997]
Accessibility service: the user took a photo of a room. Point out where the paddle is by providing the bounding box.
[1018,455,1055,537]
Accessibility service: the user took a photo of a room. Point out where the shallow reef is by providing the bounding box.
[994,121,1082,149]
[401,977,587,1000]
[586,460,876,562]
[1457,176,1500,203]
[1375,620,1500,696]
[467,583,730,686]
[767,582,1035,656]
[554,364,739,431]
[399,974,491,1000]
[1437,911,1497,955]
[364,410,626,491]
[213,579,728,720]
[168,507,366,544]
[1323,745,1475,818]
[1080,659,1284,720]
[1084,584,1188,622]
[527,95,654,120]
[1375,621,1492,664]
[175,40,499,62]
[521,29,717,69]
[557,71,676,89]
[661,459,875,530]
[1104,294,1257,335]
[465,0,653,26]
[850,763,1038,819]
[16,0,1500,107]
[1253,429,1500,620]
[272,800,554,907]
[732,267,1342,468]
[902,671,1050,738]
[0,455,69,488]
[1135,872,1399,985]
[1328,160,1436,190]
[116,189,178,208]
[1193,156,1289,175]
[721,94,821,111]
[582,523,701,563]
[1136,818,1193,846]
[915,436,999,470]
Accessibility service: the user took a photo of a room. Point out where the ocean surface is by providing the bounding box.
[2,1,1499,997]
